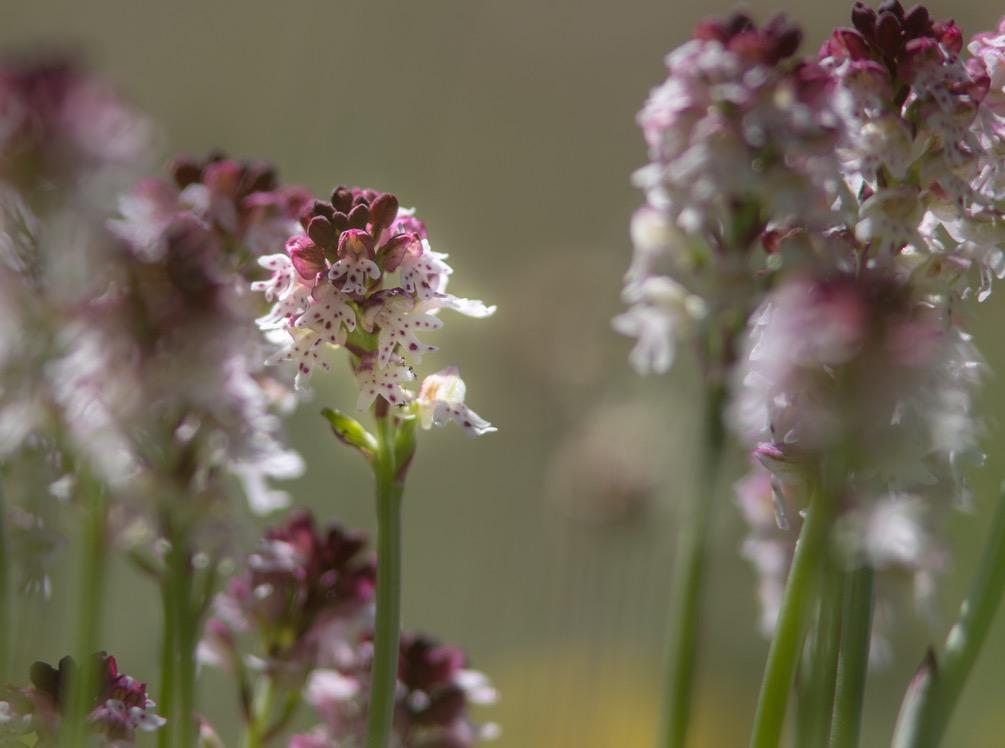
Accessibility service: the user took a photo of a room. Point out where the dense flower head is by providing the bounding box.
[200,513,496,746]
[617,12,843,375]
[200,510,376,676]
[111,151,312,263]
[0,653,164,746]
[289,633,498,748]
[254,184,495,435]
[55,167,306,516]
[730,271,981,498]
[0,58,154,207]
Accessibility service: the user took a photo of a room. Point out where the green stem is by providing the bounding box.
[364,420,405,748]
[829,566,874,748]
[796,559,843,748]
[892,488,1005,748]
[661,382,726,748]
[171,534,197,748]
[63,472,108,747]
[158,570,177,748]
[749,488,832,748]
[242,676,277,748]
[0,471,10,681]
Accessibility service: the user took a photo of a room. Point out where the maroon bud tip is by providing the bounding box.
[347,203,371,230]
[830,28,873,60]
[331,186,354,213]
[724,12,755,38]
[771,23,803,61]
[369,193,399,233]
[877,0,905,18]
[875,11,904,54]
[170,156,202,189]
[286,235,325,279]
[242,162,277,194]
[852,2,878,37]
[902,5,930,38]
[310,199,335,221]
[307,216,335,247]
[330,211,350,232]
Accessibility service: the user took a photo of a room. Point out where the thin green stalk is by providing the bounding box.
[661,382,726,748]
[749,489,832,748]
[171,534,197,748]
[796,559,843,747]
[242,676,277,748]
[364,420,405,748]
[63,473,108,747]
[829,566,874,748]
[892,488,1005,748]
[158,570,177,748]
[0,471,10,681]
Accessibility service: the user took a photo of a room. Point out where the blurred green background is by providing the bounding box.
[4,1,1005,745]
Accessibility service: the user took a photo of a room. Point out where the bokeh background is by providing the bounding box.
[4,1,1005,745]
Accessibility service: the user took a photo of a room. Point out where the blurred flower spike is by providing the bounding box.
[0,654,165,746]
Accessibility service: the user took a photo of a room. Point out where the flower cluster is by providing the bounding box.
[819,0,1005,301]
[254,186,495,436]
[54,152,312,517]
[200,511,497,747]
[0,654,164,746]
[199,510,376,677]
[615,13,842,374]
[0,58,154,209]
[622,2,1005,635]
[291,633,499,748]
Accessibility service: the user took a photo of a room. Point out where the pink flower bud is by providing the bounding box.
[286,235,325,279]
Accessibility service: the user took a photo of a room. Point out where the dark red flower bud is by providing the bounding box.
[170,156,202,189]
[311,200,335,221]
[286,235,325,279]
[307,215,336,248]
[369,192,399,234]
[766,15,803,61]
[874,11,904,55]
[877,0,905,18]
[828,28,873,61]
[330,211,350,232]
[347,203,371,230]
[241,162,277,194]
[377,233,420,272]
[902,5,930,38]
[331,185,354,213]
[852,2,878,38]
[725,12,755,38]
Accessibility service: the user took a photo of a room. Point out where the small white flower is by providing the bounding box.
[612,275,706,375]
[399,240,452,300]
[355,356,416,412]
[294,282,357,348]
[365,294,442,369]
[304,669,360,708]
[415,366,495,437]
[330,252,380,295]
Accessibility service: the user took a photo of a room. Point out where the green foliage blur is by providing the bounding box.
[4,1,1005,745]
